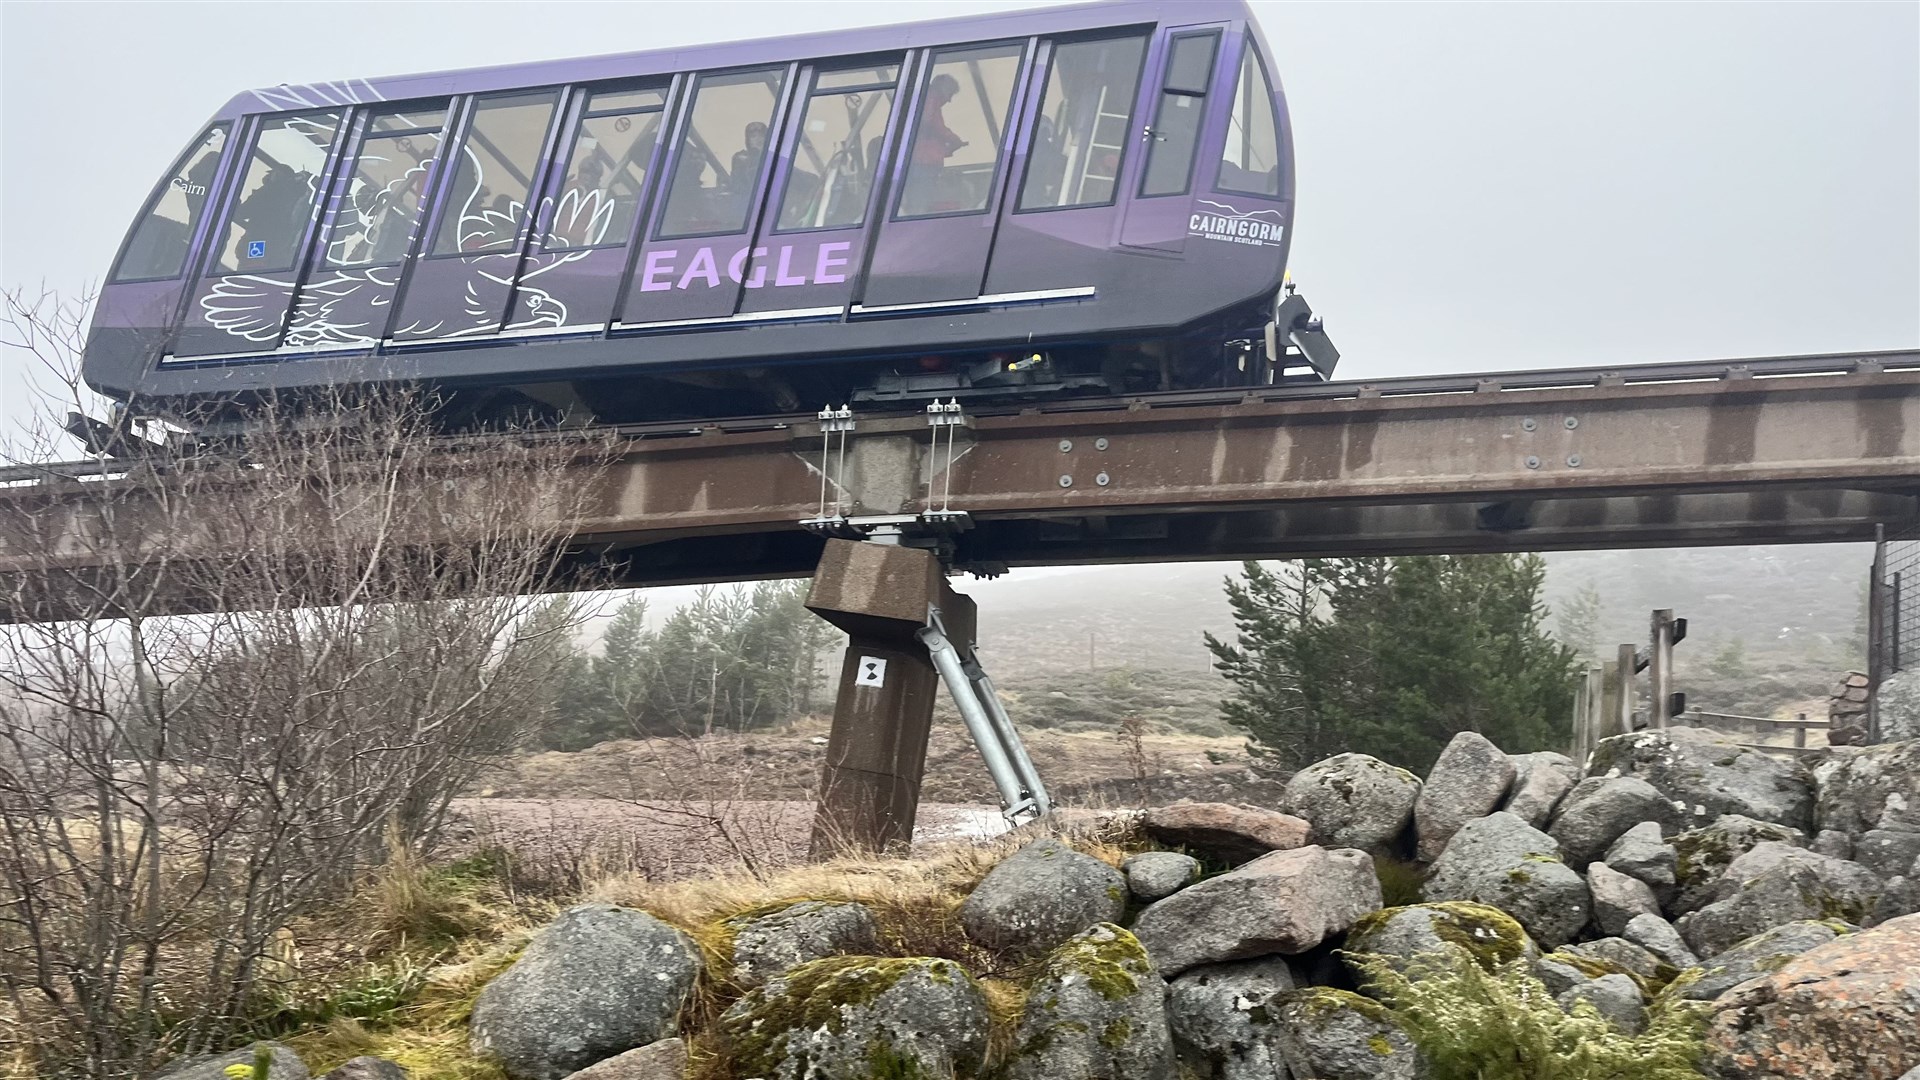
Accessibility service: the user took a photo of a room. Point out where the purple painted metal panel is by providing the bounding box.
[208,2,1256,122]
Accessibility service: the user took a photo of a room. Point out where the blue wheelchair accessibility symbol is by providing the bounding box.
[246,241,266,259]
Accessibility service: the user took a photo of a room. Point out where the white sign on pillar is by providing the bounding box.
[855,656,888,688]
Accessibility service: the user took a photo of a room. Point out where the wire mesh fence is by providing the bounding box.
[1882,523,1920,674]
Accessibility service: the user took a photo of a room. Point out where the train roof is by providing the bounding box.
[218,0,1261,118]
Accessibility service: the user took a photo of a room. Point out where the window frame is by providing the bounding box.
[769,58,904,235]
[202,108,350,277]
[1214,39,1284,200]
[316,100,454,272]
[541,79,674,254]
[888,37,1033,224]
[108,123,235,285]
[418,88,565,262]
[1135,29,1222,201]
[1011,29,1152,216]
[650,64,794,242]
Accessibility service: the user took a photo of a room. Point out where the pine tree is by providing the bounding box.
[1206,555,1578,774]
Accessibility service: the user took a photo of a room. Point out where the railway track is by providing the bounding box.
[6,346,1916,487]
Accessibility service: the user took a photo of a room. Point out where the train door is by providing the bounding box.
[390,91,563,342]
[857,41,1033,310]
[501,84,674,336]
[1117,25,1226,253]
[169,110,347,359]
[980,29,1153,297]
[737,58,904,320]
[279,102,453,350]
[614,66,794,328]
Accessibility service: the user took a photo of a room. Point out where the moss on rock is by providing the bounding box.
[1347,901,1535,973]
[720,955,979,1077]
[1044,922,1152,1001]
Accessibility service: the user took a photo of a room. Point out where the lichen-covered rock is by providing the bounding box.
[1141,802,1311,865]
[1873,875,1920,925]
[1623,912,1699,969]
[1268,988,1428,1080]
[1343,901,1537,978]
[1587,861,1660,936]
[720,956,989,1080]
[318,1060,406,1080]
[1812,828,1855,860]
[1414,732,1516,861]
[1133,845,1381,976]
[558,1039,684,1080]
[469,904,702,1080]
[1670,813,1808,915]
[1560,936,1668,982]
[1679,919,1854,1001]
[1421,812,1591,948]
[1677,842,1884,958]
[1704,912,1920,1079]
[1588,728,1814,833]
[726,900,878,988]
[1814,739,1920,836]
[1124,851,1202,901]
[1557,973,1645,1034]
[1856,829,1920,879]
[154,1044,310,1080]
[960,838,1126,955]
[1547,775,1668,866]
[1285,752,1421,854]
[1167,957,1297,1080]
[1502,751,1581,828]
[1006,924,1174,1080]
[1603,820,1677,902]
[1533,956,1593,996]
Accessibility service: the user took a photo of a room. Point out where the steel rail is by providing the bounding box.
[5,346,1915,486]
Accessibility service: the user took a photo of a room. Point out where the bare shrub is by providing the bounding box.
[0,292,609,1077]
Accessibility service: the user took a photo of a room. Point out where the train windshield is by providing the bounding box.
[111,125,230,282]
[1219,46,1281,197]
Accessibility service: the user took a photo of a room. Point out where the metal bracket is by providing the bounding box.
[800,404,857,533]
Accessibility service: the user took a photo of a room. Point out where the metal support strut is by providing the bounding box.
[919,610,1051,823]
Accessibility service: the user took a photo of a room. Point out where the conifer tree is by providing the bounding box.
[1206,555,1578,773]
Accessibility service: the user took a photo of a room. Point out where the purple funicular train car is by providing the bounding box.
[82,0,1336,433]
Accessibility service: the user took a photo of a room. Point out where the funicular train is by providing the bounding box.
[82,0,1336,432]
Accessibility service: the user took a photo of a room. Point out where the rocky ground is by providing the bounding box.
[163,725,1920,1080]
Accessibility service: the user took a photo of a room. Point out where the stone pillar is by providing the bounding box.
[805,538,945,857]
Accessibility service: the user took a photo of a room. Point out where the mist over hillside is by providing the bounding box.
[612,543,1874,724]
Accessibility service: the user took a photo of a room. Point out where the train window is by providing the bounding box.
[1017,34,1148,211]
[112,125,230,283]
[431,92,559,256]
[775,63,899,231]
[211,112,341,274]
[1139,32,1218,198]
[896,43,1023,219]
[322,104,449,268]
[658,67,789,239]
[1219,47,1281,198]
[549,87,668,250]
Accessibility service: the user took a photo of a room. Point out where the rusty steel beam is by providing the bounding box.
[3,363,1920,614]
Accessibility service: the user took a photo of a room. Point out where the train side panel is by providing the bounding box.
[83,0,1296,418]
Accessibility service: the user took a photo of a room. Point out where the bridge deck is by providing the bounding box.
[2,348,1917,612]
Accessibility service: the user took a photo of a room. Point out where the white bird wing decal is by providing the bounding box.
[199,276,297,342]
[282,266,402,349]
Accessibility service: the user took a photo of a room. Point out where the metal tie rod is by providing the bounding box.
[918,619,1049,822]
